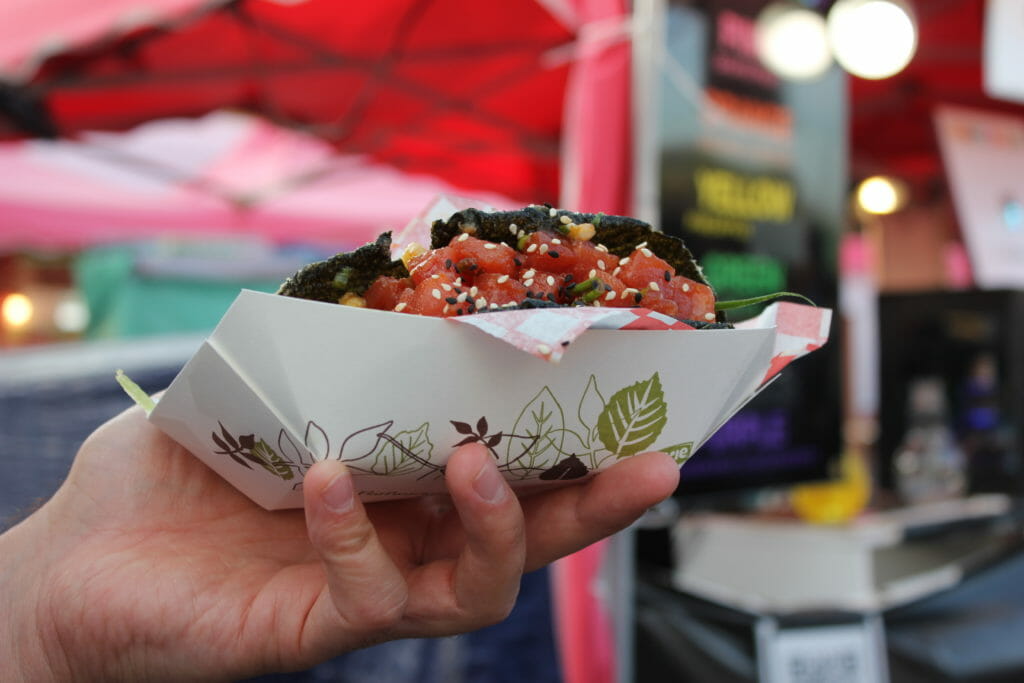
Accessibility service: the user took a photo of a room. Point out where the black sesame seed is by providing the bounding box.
[664,270,671,282]
[445,297,458,305]
[514,257,522,267]
[445,259,453,269]
[549,251,560,258]
[563,273,574,282]
[561,340,570,346]
[455,309,463,316]
[547,293,557,302]
[634,292,643,304]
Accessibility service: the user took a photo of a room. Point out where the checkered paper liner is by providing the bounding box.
[452,301,831,381]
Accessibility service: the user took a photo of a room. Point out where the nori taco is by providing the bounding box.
[278,205,728,326]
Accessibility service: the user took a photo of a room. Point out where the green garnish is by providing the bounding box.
[331,267,355,289]
[569,277,600,295]
[115,369,156,415]
[715,291,816,311]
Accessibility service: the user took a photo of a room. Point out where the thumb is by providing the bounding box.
[299,460,408,655]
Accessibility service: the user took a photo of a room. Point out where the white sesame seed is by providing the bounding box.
[497,274,509,283]
[441,283,452,291]
[432,289,442,299]
[443,304,451,314]
[621,290,630,299]
[682,283,690,292]
[509,223,518,234]
[457,292,468,302]
[597,259,606,270]
[649,281,661,292]
[537,343,552,355]
[596,244,608,252]
[484,243,498,250]
[523,269,536,279]
[605,290,616,301]
[559,215,571,225]
[476,297,487,308]
[455,277,463,286]
[619,257,630,265]
[394,302,407,312]
[593,300,603,307]
[458,233,470,242]
[470,286,479,296]
[705,312,716,321]
[523,278,534,287]
[549,208,557,217]
[539,243,549,254]
[431,273,441,279]
[552,238,562,245]
[527,244,537,253]
[518,230,525,239]
[546,275,555,286]
[490,303,500,310]
[588,269,597,279]
[636,241,648,249]
[641,248,653,258]
[613,267,621,276]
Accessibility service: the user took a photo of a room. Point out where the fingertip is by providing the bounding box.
[634,451,682,498]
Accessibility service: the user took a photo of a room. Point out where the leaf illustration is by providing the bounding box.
[453,435,479,447]
[339,421,394,463]
[278,430,309,468]
[476,416,489,436]
[252,439,294,481]
[304,421,330,460]
[211,431,232,454]
[662,442,694,465]
[451,420,473,434]
[219,422,239,450]
[485,432,502,449]
[238,434,255,450]
[371,422,433,475]
[226,451,252,469]
[577,375,606,435]
[539,455,589,480]
[506,386,564,468]
[597,373,668,458]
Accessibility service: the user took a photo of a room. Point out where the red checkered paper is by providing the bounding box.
[451,301,830,369]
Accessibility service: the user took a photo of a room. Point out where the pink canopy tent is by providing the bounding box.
[1,0,632,251]
[1,2,635,681]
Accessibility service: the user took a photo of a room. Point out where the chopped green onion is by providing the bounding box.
[331,267,355,289]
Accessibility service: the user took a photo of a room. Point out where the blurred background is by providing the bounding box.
[3,0,1024,681]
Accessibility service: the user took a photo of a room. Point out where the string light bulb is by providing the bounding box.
[827,0,918,80]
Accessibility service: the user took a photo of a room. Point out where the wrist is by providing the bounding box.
[0,513,72,682]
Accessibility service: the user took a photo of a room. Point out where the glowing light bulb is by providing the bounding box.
[857,176,905,215]
[2,293,33,328]
[828,0,917,80]
[756,3,832,81]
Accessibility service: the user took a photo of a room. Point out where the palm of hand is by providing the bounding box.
[14,408,678,681]
[41,412,479,679]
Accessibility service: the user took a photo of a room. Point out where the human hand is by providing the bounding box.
[0,406,679,682]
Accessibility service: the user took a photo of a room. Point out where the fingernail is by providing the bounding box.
[473,457,507,504]
[322,471,355,514]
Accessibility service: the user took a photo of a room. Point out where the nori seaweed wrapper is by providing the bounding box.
[277,232,406,303]
[430,205,710,286]
[278,207,722,322]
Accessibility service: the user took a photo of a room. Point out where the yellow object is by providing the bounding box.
[790,449,871,524]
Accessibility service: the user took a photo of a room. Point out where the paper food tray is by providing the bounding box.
[143,290,831,510]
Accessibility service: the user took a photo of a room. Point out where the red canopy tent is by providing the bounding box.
[0,0,633,250]
[0,2,635,681]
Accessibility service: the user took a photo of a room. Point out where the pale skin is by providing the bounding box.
[0,407,680,682]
